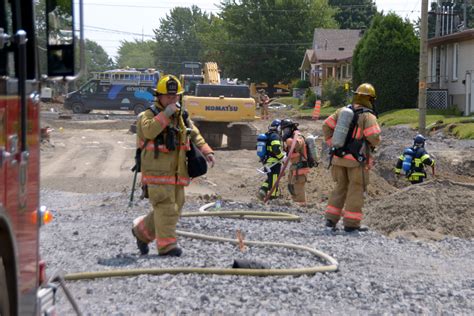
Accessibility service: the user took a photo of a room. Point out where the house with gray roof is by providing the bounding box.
[300,28,363,96]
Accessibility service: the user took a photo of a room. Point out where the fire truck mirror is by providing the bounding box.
[46,0,75,76]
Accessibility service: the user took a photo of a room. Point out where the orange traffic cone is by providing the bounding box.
[312,100,321,120]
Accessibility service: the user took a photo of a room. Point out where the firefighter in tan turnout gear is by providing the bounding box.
[322,83,381,232]
[132,75,215,256]
[280,119,310,206]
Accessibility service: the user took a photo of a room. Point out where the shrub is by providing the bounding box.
[303,89,317,108]
[322,78,348,107]
[293,79,311,89]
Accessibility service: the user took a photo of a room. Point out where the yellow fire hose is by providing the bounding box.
[64,204,338,281]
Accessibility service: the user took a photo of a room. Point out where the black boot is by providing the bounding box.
[159,247,182,257]
[325,219,336,228]
[344,226,369,232]
[132,229,149,255]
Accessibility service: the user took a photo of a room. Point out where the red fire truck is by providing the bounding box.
[0,0,82,314]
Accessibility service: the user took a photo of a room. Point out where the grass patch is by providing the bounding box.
[450,122,474,139]
[379,108,474,139]
[273,97,301,107]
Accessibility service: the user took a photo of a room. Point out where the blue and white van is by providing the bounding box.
[64,69,159,115]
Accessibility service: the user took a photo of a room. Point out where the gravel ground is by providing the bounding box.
[40,189,474,315]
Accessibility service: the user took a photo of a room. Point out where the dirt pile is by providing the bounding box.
[365,179,474,239]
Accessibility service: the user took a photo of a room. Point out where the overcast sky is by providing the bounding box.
[80,0,427,59]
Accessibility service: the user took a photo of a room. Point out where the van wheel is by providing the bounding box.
[133,104,146,115]
[72,103,85,114]
[0,257,10,316]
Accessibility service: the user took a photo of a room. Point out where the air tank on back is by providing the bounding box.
[256,133,268,161]
[402,147,415,174]
[331,106,354,148]
[305,135,318,167]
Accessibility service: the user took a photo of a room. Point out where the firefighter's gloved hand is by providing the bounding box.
[163,103,179,117]
[205,153,215,168]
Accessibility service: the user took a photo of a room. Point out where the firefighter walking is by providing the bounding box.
[280,119,310,206]
[394,134,435,184]
[322,83,381,232]
[258,119,285,200]
[132,75,215,256]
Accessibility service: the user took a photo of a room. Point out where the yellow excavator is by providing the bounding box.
[180,62,258,149]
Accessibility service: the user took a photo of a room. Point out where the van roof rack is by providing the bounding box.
[92,68,160,86]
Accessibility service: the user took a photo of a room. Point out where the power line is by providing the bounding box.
[84,25,312,47]
[83,2,419,13]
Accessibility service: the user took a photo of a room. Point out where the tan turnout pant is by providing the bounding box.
[325,165,368,228]
[288,172,307,204]
[133,184,185,254]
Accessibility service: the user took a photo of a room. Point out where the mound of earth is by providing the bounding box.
[365,179,474,239]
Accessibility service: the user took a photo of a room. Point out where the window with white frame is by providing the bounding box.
[347,63,352,77]
[452,43,458,80]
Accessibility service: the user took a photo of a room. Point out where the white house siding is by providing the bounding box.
[452,40,474,112]
[428,36,474,114]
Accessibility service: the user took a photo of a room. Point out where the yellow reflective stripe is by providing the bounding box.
[414,158,422,167]
[270,140,281,146]
[421,154,430,162]
[399,155,405,160]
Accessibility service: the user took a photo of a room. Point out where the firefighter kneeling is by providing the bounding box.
[394,134,435,184]
[131,75,215,256]
[322,83,381,232]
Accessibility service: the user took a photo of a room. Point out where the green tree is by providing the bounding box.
[84,39,115,73]
[116,40,156,69]
[153,6,213,74]
[217,0,338,85]
[329,0,377,29]
[352,13,419,112]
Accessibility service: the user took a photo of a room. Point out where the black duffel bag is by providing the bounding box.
[187,142,207,178]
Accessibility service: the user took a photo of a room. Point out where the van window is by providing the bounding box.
[81,81,98,94]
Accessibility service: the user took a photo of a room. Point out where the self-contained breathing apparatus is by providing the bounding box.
[328,105,376,168]
[305,135,319,168]
[401,147,415,175]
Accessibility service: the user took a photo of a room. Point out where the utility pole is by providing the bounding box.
[418,0,429,135]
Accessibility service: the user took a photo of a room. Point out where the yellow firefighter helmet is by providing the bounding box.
[155,75,184,95]
[353,83,376,108]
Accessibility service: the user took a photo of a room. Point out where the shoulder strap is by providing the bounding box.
[148,104,160,116]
